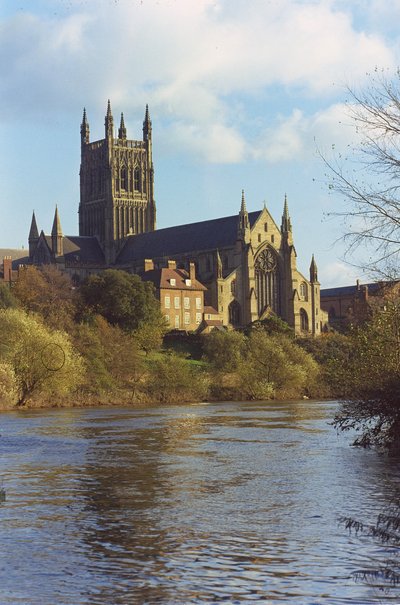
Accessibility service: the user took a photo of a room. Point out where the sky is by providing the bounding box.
[1,0,399,287]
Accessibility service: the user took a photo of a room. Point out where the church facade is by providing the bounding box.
[25,102,322,336]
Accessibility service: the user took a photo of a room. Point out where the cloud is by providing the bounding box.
[320,260,364,288]
[0,0,395,163]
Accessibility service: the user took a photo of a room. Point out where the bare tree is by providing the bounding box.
[321,69,400,278]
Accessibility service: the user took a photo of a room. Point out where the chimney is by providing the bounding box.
[144,259,154,272]
[2,257,12,284]
[189,262,195,281]
[167,260,176,270]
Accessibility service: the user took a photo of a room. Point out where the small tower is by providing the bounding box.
[28,211,39,258]
[51,206,63,257]
[118,113,127,140]
[105,99,114,139]
[310,254,318,283]
[80,108,90,147]
[143,104,152,144]
[309,254,320,336]
[237,189,250,244]
[281,194,293,246]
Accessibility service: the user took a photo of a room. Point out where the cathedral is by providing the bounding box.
[25,102,322,336]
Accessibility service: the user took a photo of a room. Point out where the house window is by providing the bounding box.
[271,234,275,243]
[184,312,190,325]
[170,278,176,286]
[165,296,170,309]
[195,297,202,309]
[258,234,261,242]
[264,223,268,232]
[174,297,180,309]
[185,279,191,286]
[196,313,202,324]
[184,297,190,309]
[175,315,180,328]
[165,314,170,324]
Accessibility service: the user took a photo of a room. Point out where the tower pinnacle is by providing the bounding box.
[118,112,127,139]
[105,99,114,138]
[281,193,292,233]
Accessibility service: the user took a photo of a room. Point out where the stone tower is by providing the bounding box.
[78,102,156,263]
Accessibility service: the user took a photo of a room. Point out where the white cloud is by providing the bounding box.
[320,260,364,288]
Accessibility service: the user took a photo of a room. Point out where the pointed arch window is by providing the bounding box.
[229,300,241,326]
[255,247,280,316]
[300,308,309,332]
[121,166,127,190]
[134,167,140,191]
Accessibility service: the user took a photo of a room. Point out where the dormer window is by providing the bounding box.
[170,278,176,286]
[185,279,191,286]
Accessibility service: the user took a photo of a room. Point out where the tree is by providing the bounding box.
[202,329,246,372]
[333,302,400,449]
[322,69,400,278]
[145,352,209,403]
[0,283,18,309]
[237,331,319,400]
[80,269,162,332]
[0,308,84,406]
[13,265,78,330]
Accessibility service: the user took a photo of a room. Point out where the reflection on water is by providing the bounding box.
[0,400,399,604]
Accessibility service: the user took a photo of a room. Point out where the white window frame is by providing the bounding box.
[195,297,202,310]
[184,296,190,309]
[196,312,202,324]
[174,296,180,309]
[184,312,190,325]
[175,315,180,328]
[164,295,170,309]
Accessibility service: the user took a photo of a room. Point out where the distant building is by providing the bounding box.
[321,279,400,329]
[0,102,322,336]
[141,260,206,331]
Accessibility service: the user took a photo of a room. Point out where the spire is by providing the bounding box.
[80,107,90,145]
[143,104,152,141]
[118,112,127,139]
[51,205,63,257]
[281,193,292,233]
[29,211,39,242]
[310,254,318,283]
[105,99,114,138]
[237,189,250,242]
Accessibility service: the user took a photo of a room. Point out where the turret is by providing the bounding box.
[105,99,114,139]
[28,211,39,258]
[281,193,292,233]
[51,205,63,257]
[118,112,127,140]
[310,254,318,283]
[143,104,152,143]
[237,189,250,243]
[80,108,90,146]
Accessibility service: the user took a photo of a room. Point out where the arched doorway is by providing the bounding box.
[229,300,241,326]
[300,308,309,332]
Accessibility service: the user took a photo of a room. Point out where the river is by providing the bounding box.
[0,400,399,604]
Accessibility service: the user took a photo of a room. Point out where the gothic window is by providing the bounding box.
[299,282,308,300]
[134,167,140,191]
[231,279,236,296]
[121,166,127,190]
[255,247,280,316]
[264,223,268,232]
[300,308,309,332]
[229,300,241,326]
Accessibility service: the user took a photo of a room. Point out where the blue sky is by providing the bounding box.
[1,0,399,286]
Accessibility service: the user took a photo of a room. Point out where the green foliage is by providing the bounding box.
[0,284,18,310]
[333,303,400,449]
[145,352,210,403]
[202,329,246,372]
[0,361,18,407]
[0,308,84,406]
[237,332,319,400]
[298,332,353,396]
[246,315,294,338]
[80,269,162,332]
[134,317,167,355]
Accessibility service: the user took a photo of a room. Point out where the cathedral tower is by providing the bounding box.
[78,102,156,263]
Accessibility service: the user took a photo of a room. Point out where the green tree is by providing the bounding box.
[202,329,246,372]
[145,352,209,403]
[80,269,162,332]
[0,308,84,406]
[238,331,319,400]
[0,361,18,407]
[0,283,18,310]
[333,303,400,449]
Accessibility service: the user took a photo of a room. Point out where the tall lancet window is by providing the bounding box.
[121,166,127,191]
[255,247,280,316]
[134,166,140,191]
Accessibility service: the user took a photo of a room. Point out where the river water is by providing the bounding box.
[0,400,399,604]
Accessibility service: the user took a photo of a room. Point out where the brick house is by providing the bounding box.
[141,260,207,331]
